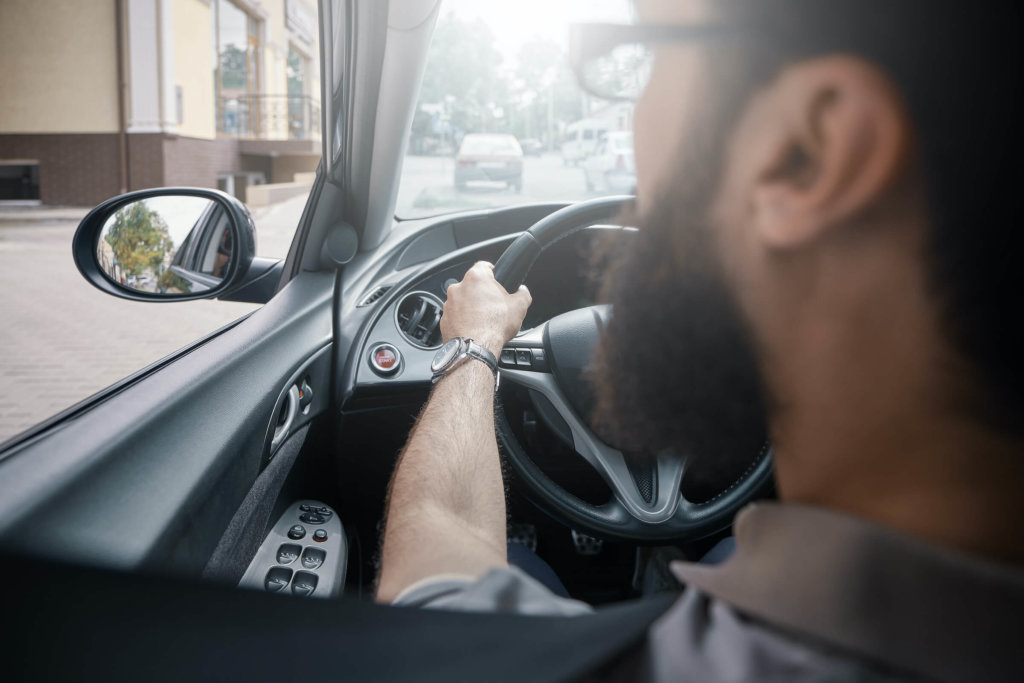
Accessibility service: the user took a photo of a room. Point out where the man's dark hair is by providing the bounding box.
[721,1,1023,434]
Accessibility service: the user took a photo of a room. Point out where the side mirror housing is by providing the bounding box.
[72,188,260,302]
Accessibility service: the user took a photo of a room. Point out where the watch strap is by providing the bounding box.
[463,339,498,373]
[431,338,499,386]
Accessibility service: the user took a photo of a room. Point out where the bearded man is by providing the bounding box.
[375,1,1023,680]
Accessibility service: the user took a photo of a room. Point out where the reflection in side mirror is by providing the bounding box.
[97,196,230,296]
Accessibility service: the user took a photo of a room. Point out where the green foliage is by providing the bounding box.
[418,12,506,134]
[412,12,585,147]
[104,201,174,279]
[157,269,192,294]
[511,39,583,141]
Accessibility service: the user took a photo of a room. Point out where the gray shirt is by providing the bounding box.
[394,503,1024,682]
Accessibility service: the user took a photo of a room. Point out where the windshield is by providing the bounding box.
[394,0,634,219]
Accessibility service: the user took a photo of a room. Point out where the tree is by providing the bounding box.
[415,12,507,136]
[104,201,174,280]
[511,39,582,143]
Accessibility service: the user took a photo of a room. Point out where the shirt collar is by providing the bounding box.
[671,502,1024,682]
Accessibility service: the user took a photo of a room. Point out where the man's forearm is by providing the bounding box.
[376,359,507,601]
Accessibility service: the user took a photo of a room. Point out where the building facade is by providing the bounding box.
[0,0,321,206]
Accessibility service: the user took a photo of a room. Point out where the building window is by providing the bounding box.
[214,0,262,137]
[0,163,41,202]
[287,46,306,97]
[287,46,314,140]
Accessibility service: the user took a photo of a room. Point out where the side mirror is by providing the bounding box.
[72,188,259,302]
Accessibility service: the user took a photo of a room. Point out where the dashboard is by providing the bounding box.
[347,220,632,394]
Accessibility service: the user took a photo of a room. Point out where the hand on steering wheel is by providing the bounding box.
[441,261,531,356]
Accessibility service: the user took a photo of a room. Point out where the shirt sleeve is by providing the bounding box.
[392,565,594,617]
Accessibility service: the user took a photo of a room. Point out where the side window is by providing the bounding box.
[198,213,233,277]
[0,0,322,443]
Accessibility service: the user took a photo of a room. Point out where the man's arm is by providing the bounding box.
[376,262,531,602]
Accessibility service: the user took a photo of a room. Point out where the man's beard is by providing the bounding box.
[589,119,770,491]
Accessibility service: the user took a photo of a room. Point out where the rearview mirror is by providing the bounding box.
[73,188,257,302]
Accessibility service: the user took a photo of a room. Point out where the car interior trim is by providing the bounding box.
[0,272,336,572]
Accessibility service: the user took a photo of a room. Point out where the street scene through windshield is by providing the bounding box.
[395,0,634,218]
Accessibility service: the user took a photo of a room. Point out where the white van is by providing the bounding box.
[561,119,609,165]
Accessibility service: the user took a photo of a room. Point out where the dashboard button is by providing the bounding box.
[370,343,401,376]
[500,348,516,367]
[515,350,533,367]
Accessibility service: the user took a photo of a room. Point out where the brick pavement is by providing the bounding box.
[0,195,307,444]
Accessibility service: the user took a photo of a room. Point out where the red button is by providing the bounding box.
[375,348,397,369]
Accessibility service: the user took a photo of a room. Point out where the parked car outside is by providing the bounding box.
[519,138,544,156]
[453,133,524,192]
[561,118,608,165]
[581,131,636,193]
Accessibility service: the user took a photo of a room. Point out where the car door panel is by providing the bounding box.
[0,270,337,574]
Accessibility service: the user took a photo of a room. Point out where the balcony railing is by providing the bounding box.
[217,94,321,141]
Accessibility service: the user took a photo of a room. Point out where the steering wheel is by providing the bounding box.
[492,196,773,542]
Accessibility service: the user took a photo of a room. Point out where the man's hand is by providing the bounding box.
[441,261,532,355]
[375,262,532,602]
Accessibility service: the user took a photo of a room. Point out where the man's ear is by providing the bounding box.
[742,56,912,249]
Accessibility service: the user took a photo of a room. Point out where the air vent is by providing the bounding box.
[394,291,444,349]
[358,285,392,307]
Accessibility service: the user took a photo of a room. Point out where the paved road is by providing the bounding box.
[395,153,608,218]
[0,194,307,444]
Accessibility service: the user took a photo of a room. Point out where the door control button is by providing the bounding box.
[287,524,306,540]
[301,547,326,570]
[265,567,293,593]
[291,571,318,597]
[298,380,313,409]
[313,529,328,542]
[299,512,326,525]
[276,543,301,565]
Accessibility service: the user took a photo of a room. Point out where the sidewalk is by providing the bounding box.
[0,192,307,443]
[0,206,90,224]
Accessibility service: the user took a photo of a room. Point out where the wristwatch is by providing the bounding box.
[430,337,499,388]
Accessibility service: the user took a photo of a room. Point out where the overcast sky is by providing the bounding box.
[440,0,634,61]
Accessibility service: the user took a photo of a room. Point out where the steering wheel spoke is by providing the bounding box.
[498,325,550,373]
[501,365,685,524]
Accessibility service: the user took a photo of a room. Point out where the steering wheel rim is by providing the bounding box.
[493,196,773,542]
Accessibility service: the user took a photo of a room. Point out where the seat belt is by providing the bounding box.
[2,552,675,682]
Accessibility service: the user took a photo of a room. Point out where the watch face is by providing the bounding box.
[431,338,462,373]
